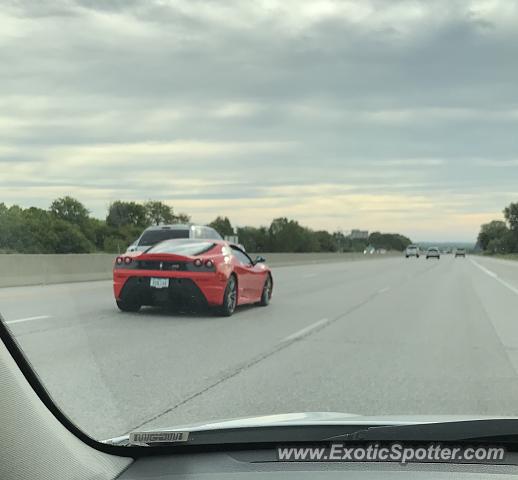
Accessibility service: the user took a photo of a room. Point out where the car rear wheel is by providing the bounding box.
[219,275,237,317]
[258,275,272,307]
[116,299,141,312]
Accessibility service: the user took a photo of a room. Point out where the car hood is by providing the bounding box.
[104,411,514,444]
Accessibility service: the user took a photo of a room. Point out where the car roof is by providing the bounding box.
[143,224,219,232]
[152,237,227,246]
[143,224,193,231]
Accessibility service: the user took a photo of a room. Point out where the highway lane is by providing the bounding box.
[2,255,518,440]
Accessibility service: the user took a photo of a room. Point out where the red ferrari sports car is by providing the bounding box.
[113,239,273,316]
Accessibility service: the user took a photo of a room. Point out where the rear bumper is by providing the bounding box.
[113,270,228,307]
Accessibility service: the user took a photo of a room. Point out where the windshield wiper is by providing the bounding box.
[326,419,518,443]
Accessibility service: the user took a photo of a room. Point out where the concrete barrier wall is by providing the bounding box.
[0,252,396,288]
[0,254,116,288]
[248,252,393,267]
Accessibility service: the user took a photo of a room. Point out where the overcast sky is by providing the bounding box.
[2,0,518,241]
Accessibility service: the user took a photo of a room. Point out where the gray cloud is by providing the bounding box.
[1,0,518,240]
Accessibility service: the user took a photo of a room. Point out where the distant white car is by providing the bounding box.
[405,245,420,258]
[426,247,440,259]
[455,248,466,258]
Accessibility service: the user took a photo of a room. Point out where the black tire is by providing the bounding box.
[406,255,409,258]
[219,275,237,317]
[258,275,273,307]
[116,299,141,312]
[416,255,419,258]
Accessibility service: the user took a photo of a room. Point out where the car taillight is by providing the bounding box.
[193,258,203,267]
[205,259,214,268]
[116,257,123,265]
[124,256,133,265]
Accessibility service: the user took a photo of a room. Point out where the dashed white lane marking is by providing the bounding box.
[283,318,330,342]
[5,315,52,325]
[283,283,392,343]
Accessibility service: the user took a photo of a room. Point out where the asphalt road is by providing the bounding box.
[3,254,518,440]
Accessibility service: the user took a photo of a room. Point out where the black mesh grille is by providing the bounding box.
[119,277,208,308]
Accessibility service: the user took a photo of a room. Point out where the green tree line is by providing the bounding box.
[0,197,412,254]
[477,202,518,254]
[0,197,190,254]
[209,216,412,253]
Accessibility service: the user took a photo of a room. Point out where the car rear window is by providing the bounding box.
[146,240,216,256]
[138,229,190,246]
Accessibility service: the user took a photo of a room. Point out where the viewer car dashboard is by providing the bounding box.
[120,450,518,480]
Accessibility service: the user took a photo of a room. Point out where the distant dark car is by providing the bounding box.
[455,248,466,258]
[426,247,440,259]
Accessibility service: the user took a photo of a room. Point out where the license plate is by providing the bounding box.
[150,278,169,289]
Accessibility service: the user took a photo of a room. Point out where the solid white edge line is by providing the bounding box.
[5,315,51,325]
[469,258,497,278]
[470,258,518,295]
[283,318,330,342]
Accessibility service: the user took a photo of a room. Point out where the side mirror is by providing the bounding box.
[254,256,266,264]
